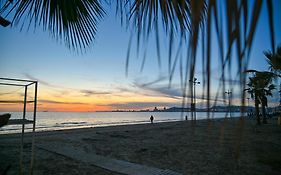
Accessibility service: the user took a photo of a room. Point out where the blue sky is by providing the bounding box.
[0,1,281,111]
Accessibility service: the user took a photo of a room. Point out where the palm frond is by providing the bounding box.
[266,0,275,53]
[117,0,278,117]
[264,44,281,73]
[6,0,105,51]
[117,0,198,75]
[0,15,10,26]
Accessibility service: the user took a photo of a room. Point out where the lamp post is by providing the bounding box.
[225,90,232,117]
[247,97,250,113]
[189,78,200,120]
[279,88,281,106]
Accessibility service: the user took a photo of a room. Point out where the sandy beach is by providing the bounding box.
[1,117,281,175]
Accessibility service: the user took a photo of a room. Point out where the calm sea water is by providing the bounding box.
[0,112,241,134]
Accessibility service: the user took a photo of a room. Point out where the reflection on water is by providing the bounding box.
[0,112,241,134]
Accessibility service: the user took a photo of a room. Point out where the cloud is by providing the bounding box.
[133,77,183,99]
[80,89,112,96]
[39,99,88,105]
[24,73,54,87]
[116,87,133,93]
[134,78,228,103]
[150,86,182,98]
[24,73,114,96]
[136,76,167,87]
[217,78,241,85]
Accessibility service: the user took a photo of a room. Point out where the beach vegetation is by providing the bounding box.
[245,71,275,124]
[264,44,281,107]
[245,44,281,124]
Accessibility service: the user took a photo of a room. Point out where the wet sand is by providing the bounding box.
[1,117,281,175]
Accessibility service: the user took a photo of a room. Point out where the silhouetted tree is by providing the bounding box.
[246,72,275,124]
[264,45,281,107]
[246,76,261,124]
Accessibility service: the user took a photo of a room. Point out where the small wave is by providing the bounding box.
[0,119,181,134]
[60,122,87,125]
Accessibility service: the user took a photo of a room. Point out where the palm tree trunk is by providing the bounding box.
[255,97,261,125]
[261,97,267,124]
[261,103,267,124]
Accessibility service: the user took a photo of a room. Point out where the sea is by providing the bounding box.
[0,112,242,134]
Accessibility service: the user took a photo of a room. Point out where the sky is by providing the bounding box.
[0,1,281,112]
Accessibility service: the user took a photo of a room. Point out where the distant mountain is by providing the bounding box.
[108,105,267,113]
[164,107,191,112]
[163,106,256,112]
[210,105,255,112]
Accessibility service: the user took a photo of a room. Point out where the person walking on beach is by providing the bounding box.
[150,115,154,124]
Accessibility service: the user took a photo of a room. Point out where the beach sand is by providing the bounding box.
[0,118,281,175]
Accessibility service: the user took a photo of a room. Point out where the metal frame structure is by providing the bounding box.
[0,77,38,174]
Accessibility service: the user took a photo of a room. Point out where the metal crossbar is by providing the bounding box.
[0,77,37,83]
[0,100,35,103]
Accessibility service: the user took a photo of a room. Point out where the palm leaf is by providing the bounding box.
[264,45,281,73]
[0,15,10,26]
[7,0,105,51]
[266,0,275,53]
[119,0,194,65]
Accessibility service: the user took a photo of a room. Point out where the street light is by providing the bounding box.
[225,90,232,117]
[189,78,200,120]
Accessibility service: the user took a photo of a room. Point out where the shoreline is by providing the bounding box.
[0,111,243,135]
[0,118,180,135]
[0,119,187,139]
[0,116,240,138]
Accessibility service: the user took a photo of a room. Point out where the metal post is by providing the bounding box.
[189,78,200,121]
[190,81,194,121]
[30,82,38,175]
[20,85,27,174]
[194,82,196,120]
[190,83,194,121]
[225,90,232,118]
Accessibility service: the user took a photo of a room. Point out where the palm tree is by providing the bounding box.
[245,72,275,124]
[264,44,281,108]
[260,83,275,124]
[245,77,261,124]
[264,45,281,75]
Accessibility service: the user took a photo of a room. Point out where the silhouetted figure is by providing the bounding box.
[185,115,188,121]
[150,115,154,124]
